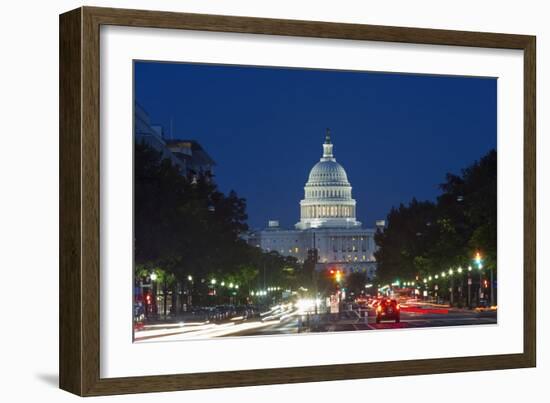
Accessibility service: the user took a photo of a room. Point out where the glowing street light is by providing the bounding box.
[475,251,484,269]
[187,275,193,282]
[150,272,158,281]
[475,251,482,264]
[210,278,217,285]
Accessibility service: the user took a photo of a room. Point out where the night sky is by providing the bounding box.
[134,61,496,230]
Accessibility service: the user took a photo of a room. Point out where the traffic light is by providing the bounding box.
[475,251,484,269]
[326,268,342,282]
[307,248,319,262]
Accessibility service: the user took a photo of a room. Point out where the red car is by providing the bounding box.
[375,298,401,323]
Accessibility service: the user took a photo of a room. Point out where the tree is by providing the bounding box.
[375,150,497,284]
[345,271,368,295]
[134,142,305,308]
[374,199,438,283]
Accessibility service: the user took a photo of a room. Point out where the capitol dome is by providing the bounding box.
[307,160,350,186]
[295,130,361,230]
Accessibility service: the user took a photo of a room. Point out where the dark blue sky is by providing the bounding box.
[135,61,496,230]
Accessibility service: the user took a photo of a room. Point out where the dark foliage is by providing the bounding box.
[375,150,497,283]
[134,142,303,294]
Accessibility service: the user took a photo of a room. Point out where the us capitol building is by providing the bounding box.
[246,130,383,280]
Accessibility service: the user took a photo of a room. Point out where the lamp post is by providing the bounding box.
[456,267,463,306]
[448,269,454,306]
[182,275,193,313]
[467,266,472,308]
[150,272,158,317]
[474,252,484,306]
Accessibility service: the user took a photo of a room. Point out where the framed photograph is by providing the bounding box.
[59,6,536,396]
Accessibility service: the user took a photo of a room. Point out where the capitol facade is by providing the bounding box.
[247,131,382,280]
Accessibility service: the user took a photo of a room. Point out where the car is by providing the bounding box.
[375,298,401,323]
[355,295,369,307]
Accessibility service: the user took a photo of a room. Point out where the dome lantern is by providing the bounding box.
[322,128,334,160]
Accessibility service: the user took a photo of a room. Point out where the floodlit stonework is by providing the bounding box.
[247,130,382,279]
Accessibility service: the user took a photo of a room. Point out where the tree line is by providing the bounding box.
[374,149,497,284]
[134,142,306,306]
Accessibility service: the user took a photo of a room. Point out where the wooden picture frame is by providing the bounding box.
[59,6,536,396]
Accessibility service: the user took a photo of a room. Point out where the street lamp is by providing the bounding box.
[475,251,482,267]
[448,269,455,305]
[474,252,485,306]
[149,272,158,316]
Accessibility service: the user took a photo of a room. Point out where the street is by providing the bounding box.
[134,305,497,342]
